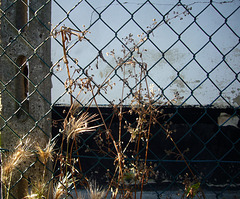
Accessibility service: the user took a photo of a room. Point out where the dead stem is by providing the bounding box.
[60,27,73,105]
[51,17,207,198]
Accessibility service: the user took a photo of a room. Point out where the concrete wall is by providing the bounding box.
[0,0,51,198]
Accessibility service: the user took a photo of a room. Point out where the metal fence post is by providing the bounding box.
[0,0,51,198]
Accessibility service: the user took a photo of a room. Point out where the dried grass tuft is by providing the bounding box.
[63,112,101,143]
[2,139,33,182]
[87,181,106,199]
[35,141,56,165]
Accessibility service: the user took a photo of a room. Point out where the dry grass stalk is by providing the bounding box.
[50,14,205,198]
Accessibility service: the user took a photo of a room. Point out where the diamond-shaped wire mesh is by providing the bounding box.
[1,0,240,198]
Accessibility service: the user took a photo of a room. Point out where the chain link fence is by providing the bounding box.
[1,0,240,198]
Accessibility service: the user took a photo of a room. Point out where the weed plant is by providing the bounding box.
[1,8,206,199]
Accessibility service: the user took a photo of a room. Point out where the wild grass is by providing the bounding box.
[50,16,205,198]
[1,10,206,198]
[2,139,33,199]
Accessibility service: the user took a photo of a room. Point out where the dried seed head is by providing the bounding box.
[35,141,55,165]
[63,112,101,143]
[2,139,33,182]
[87,181,106,199]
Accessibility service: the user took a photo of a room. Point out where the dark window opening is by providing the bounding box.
[15,55,29,119]
[16,0,28,31]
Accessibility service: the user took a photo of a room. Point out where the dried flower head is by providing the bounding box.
[87,181,106,199]
[35,141,55,165]
[53,172,74,199]
[63,112,101,143]
[2,139,33,182]
[53,181,65,199]
[24,180,48,199]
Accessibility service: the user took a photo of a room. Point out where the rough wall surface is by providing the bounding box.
[0,0,51,198]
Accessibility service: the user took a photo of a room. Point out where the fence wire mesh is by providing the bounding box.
[0,0,240,198]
